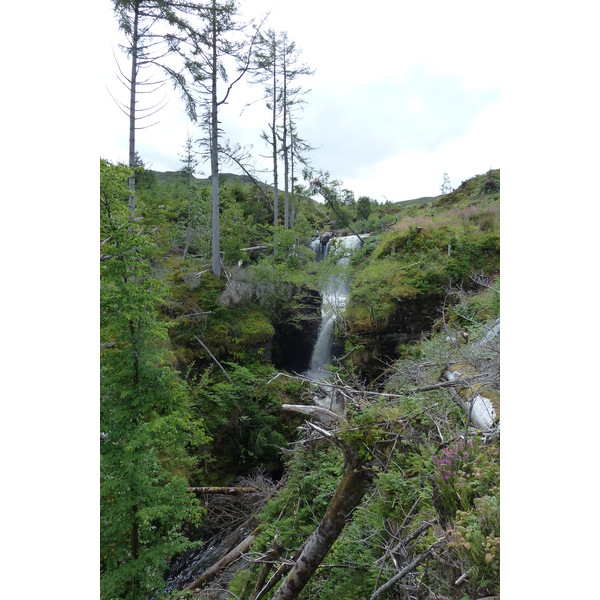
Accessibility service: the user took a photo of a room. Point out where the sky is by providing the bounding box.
[100,0,501,201]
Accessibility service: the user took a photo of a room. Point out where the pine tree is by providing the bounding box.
[279,33,314,230]
[110,0,202,214]
[251,29,313,235]
[178,135,200,261]
[187,0,261,276]
[100,159,209,599]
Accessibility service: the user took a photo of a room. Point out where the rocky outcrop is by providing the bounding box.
[339,292,445,381]
[271,287,322,373]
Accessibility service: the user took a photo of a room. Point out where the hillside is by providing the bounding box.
[101,161,500,599]
[150,170,257,188]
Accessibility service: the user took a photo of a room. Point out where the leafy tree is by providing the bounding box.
[100,159,209,599]
[305,169,364,242]
[356,195,373,221]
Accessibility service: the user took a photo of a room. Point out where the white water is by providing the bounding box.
[305,235,363,381]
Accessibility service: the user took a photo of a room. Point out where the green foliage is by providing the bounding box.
[100,159,500,598]
[447,493,500,597]
[432,438,500,518]
[187,363,294,481]
[355,195,373,221]
[435,169,500,209]
[100,159,209,599]
[250,251,317,322]
[251,445,345,556]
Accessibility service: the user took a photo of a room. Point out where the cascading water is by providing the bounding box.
[305,234,363,381]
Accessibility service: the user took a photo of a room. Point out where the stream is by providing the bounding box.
[162,234,364,595]
[305,234,363,381]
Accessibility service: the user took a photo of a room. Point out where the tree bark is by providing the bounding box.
[443,369,496,431]
[210,0,221,277]
[272,447,373,600]
[282,37,289,230]
[127,1,140,214]
[272,55,279,244]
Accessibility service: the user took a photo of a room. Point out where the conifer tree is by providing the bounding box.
[100,159,209,599]
[179,134,200,261]
[188,0,262,276]
[251,29,313,235]
[279,33,314,230]
[110,0,202,215]
[250,28,283,243]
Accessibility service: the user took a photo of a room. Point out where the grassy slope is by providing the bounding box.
[345,170,500,335]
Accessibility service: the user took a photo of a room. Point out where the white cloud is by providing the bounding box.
[341,100,501,201]
[99,0,501,198]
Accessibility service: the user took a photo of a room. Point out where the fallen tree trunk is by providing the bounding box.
[187,486,259,495]
[241,245,270,252]
[443,369,496,431]
[280,404,341,428]
[183,528,259,591]
[271,446,373,600]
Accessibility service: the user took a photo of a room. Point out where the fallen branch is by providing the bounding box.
[241,245,270,252]
[194,335,232,383]
[188,486,259,495]
[443,370,496,431]
[370,541,443,600]
[281,404,341,428]
[254,541,308,600]
[183,528,259,591]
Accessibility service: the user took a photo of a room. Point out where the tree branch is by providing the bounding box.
[369,541,443,600]
[183,528,259,591]
[193,335,232,382]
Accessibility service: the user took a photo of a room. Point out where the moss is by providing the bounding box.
[235,308,275,344]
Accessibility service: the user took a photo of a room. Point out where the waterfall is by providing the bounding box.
[305,234,363,381]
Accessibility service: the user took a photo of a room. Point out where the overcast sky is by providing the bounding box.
[100,0,501,201]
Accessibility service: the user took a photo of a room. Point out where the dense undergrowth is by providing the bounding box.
[101,159,499,599]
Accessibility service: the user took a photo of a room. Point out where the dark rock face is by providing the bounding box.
[341,293,445,381]
[319,231,333,245]
[271,288,322,373]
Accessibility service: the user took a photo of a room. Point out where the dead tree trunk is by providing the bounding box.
[183,529,258,591]
[187,486,258,495]
[271,445,373,600]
